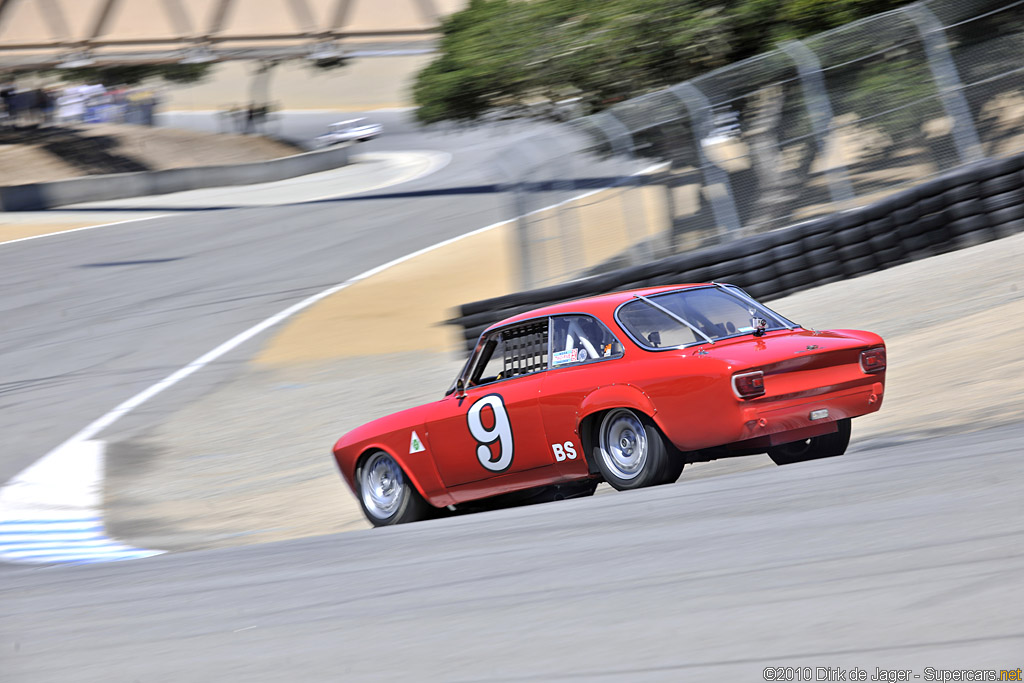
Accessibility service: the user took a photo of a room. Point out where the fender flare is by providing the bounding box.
[578,384,660,463]
[577,384,680,472]
[578,383,658,421]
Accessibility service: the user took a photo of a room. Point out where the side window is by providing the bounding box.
[469,320,549,386]
[550,315,624,366]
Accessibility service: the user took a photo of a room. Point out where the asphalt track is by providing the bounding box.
[2,111,1022,680]
[3,424,1022,681]
[0,113,551,484]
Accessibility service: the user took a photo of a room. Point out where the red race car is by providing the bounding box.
[332,283,886,526]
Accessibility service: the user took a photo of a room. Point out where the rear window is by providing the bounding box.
[616,287,791,349]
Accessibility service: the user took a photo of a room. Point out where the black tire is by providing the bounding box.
[807,263,842,285]
[804,246,836,267]
[984,190,1024,216]
[836,241,872,261]
[592,409,678,490]
[767,419,852,466]
[874,246,907,269]
[843,255,879,277]
[834,224,868,247]
[892,204,921,226]
[660,456,686,485]
[916,191,945,216]
[356,450,430,526]
[980,173,1020,198]
[774,254,809,276]
[901,232,941,258]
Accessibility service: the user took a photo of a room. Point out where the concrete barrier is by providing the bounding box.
[0,144,351,212]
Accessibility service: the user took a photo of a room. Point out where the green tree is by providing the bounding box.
[413,0,913,123]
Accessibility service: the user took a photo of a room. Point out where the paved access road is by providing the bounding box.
[3,424,1021,682]
[0,112,553,484]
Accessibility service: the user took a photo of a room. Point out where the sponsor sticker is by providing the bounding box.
[552,349,579,366]
[410,431,426,454]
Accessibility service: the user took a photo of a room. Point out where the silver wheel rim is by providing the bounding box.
[599,409,648,480]
[360,452,406,520]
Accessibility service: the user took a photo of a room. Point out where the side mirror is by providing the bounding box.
[456,378,466,395]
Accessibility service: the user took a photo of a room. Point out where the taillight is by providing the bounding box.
[732,370,765,399]
[860,347,886,373]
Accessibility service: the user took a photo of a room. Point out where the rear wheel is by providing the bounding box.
[661,457,686,485]
[357,450,429,526]
[767,418,852,466]
[594,409,681,490]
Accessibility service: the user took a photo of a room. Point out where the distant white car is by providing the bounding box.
[314,118,382,147]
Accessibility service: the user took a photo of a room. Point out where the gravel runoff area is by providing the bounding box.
[105,232,1024,552]
[0,123,301,186]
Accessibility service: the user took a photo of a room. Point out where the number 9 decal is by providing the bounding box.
[467,394,514,472]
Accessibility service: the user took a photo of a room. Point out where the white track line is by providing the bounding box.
[1,216,168,247]
[0,162,663,565]
[0,440,161,564]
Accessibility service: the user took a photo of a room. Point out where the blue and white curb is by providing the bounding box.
[0,440,162,565]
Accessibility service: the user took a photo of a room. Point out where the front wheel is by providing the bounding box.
[768,418,852,466]
[357,451,430,526]
[594,409,680,490]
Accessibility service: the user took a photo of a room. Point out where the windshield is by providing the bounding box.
[616,285,795,349]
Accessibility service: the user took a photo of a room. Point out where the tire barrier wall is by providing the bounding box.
[451,150,1024,350]
[0,144,351,212]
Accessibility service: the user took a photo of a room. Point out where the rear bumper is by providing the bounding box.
[734,381,884,445]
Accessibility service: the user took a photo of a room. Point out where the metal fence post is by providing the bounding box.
[586,111,653,264]
[493,154,535,290]
[543,133,585,279]
[904,2,984,163]
[668,82,743,238]
[585,110,635,159]
[781,39,856,205]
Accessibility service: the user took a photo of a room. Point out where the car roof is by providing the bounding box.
[485,283,711,333]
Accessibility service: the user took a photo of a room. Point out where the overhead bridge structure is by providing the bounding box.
[0,0,460,71]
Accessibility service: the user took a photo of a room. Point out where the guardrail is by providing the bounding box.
[450,149,1024,350]
[0,144,351,212]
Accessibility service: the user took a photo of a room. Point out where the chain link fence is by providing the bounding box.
[500,0,1024,289]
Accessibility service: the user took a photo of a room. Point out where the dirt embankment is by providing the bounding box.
[0,124,302,186]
